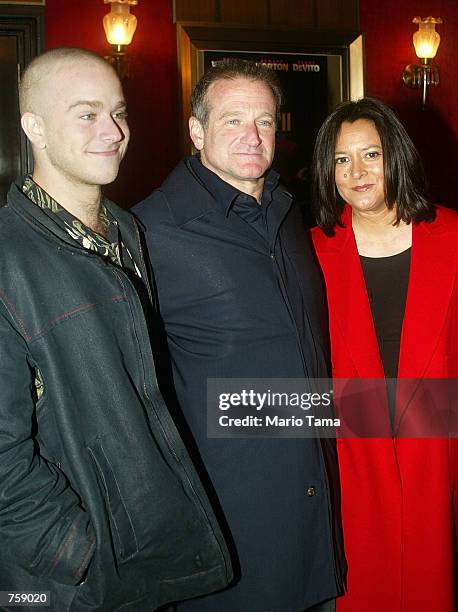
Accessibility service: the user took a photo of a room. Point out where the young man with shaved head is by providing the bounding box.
[0,48,232,611]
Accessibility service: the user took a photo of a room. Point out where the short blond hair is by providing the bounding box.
[19,47,114,115]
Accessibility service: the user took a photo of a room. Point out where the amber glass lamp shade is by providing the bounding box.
[103,2,138,47]
[412,16,442,60]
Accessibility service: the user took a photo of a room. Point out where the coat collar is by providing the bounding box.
[7,177,143,266]
[8,179,77,247]
[160,157,292,229]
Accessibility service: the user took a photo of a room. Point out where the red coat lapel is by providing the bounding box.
[398,211,458,378]
[313,206,384,378]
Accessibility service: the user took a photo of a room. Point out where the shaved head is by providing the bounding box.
[19,47,115,117]
[19,46,129,200]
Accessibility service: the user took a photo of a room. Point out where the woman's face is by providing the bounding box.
[334,119,387,216]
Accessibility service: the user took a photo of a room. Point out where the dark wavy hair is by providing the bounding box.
[191,58,283,128]
[312,97,435,236]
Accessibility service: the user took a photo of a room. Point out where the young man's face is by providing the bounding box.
[190,77,276,198]
[40,60,129,188]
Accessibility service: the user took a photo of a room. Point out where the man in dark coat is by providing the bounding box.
[134,59,345,611]
[0,48,233,611]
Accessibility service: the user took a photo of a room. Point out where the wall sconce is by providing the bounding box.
[402,16,442,107]
[103,0,138,78]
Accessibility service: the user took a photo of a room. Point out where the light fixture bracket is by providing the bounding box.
[402,16,442,107]
[402,60,439,89]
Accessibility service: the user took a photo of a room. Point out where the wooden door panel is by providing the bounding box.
[269,0,315,27]
[0,35,22,199]
[0,5,43,203]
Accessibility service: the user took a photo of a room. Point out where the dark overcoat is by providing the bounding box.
[134,158,345,611]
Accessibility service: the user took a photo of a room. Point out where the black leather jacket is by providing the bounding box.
[0,180,232,611]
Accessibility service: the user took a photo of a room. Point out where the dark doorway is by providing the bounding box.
[0,5,44,203]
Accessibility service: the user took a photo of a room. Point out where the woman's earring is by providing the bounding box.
[344,173,347,178]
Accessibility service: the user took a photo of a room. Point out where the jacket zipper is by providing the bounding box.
[109,246,232,580]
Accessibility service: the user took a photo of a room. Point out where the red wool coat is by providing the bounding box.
[312,205,458,612]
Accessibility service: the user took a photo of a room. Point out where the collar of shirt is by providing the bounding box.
[22,175,124,268]
[189,154,280,216]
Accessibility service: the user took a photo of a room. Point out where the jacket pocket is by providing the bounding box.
[87,437,139,562]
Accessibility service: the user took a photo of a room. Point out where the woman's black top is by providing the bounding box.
[360,248,411,423]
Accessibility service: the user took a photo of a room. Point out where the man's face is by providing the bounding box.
[39,60,129,187]
[189,77,276,197]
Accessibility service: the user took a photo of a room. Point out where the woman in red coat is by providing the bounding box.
[311,97,458,611]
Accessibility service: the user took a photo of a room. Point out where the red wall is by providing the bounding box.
[360,0,458,211]
[45,0,179,208]
[45,1,457,211]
